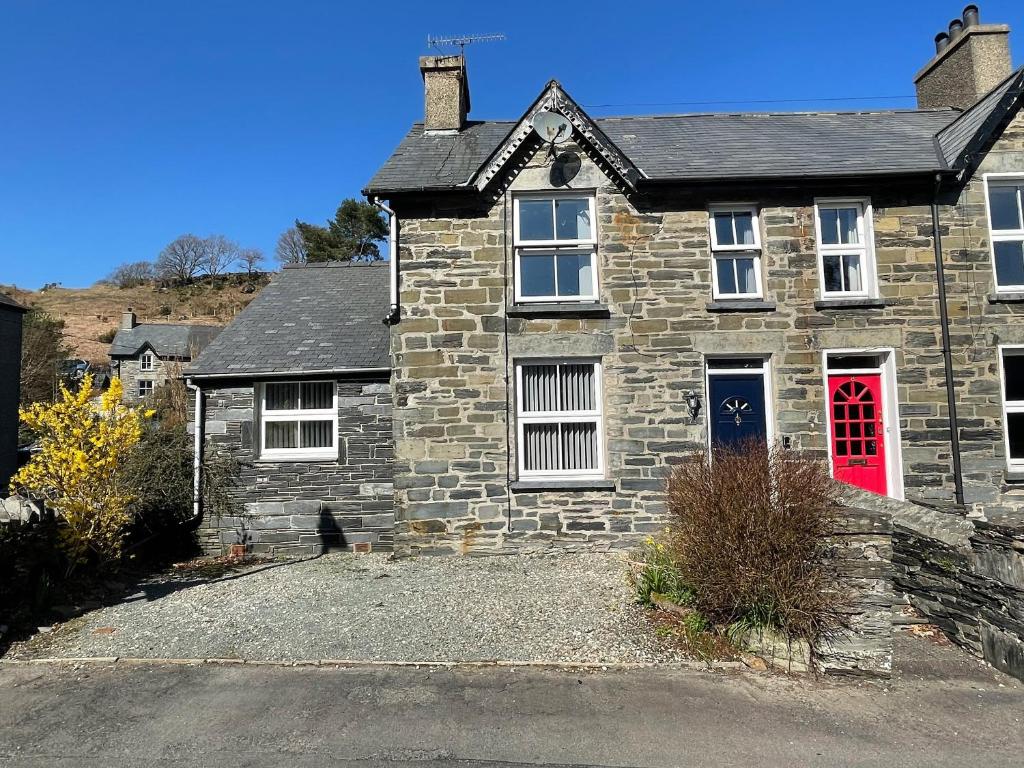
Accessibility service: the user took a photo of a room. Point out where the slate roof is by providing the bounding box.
[0,292,27,312]
[110,323,221,359]
[185,262,390,378]
[364,70,1024,194]
[937,67,1024,168]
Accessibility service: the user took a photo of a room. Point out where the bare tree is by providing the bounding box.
[156,234,206,282]
[107,260,155,288]
[238,247,265,276]
[204,235,239,277]
[20,310,70,406]
[275,226,307,265]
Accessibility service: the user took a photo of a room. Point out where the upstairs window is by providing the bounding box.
[709,205,763,299]
[259,380,337,461]
[986,178,1024,291]
[140,352,156,372]
[815,199,877,298]
[514,194,597,303]
[516,361,604,478]
[1000,348,1024,470]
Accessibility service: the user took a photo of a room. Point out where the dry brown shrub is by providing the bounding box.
[665,439,850,646]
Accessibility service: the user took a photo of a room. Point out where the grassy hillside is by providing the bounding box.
[2,274,271,364]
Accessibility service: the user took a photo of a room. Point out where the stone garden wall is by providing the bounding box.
[893,500,1024,681]
[197,375,395,555]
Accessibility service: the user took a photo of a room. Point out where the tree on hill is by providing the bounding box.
[275,227,307,265]
[156,234,207,282]
[107,261,155,289]
[203,235,239,277]
[294,199,387,263]
[238,247,265,275]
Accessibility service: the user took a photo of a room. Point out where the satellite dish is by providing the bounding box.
[531,111,572,145]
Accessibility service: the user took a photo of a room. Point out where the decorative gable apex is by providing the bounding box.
[471,81,644,193]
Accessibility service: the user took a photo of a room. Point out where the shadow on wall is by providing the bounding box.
[318,507,345,553]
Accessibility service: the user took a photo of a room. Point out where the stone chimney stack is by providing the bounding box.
[419,54,470,132]
[121,308,137,330]
[915,5,1013,109]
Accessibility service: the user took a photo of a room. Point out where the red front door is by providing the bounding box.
[828,374,887,495]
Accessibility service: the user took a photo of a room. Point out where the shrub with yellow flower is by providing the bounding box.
[12,374,153,566]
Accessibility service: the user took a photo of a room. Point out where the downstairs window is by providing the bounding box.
[259,380,338,461]
[1000,348,1024,470]
[515,360,604,479]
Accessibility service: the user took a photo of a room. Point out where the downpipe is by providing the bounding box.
[186,378,204,527]
[373,197,400,324]
[930,174,965,506]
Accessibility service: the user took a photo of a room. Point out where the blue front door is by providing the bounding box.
[708,373,767,449]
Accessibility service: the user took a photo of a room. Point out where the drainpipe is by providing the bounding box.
[186,378,204,525]
[373,198,400,324]
[931,174,965,506]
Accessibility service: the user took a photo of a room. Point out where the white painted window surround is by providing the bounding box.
[998,346,1024,471]
[140,352,156,372]
[513,193,598,303]
[709,205,763,300]
[258,380,338,461]
[814,198,878,299]
[983,175,1024,292]
[515,360,604,479]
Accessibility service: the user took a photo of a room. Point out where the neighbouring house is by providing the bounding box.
[355,4,1024,556]
[185,262,394,555]
[0,292,27,494]
[109,310,221,402]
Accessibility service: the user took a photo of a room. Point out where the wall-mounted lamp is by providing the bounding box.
[684,390,701,422]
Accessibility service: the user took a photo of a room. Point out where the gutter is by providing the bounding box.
[185,367,391,381]
[930,173,965,506]
[372,197,400,324]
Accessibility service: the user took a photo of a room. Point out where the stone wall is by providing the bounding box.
[389,137,960,554]
[114,353,177,404]
[197,375,395,555]
[892,500,1024,681]
[941,108,1024,520]
[0,307,23,494]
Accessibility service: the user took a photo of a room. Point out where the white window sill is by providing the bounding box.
[258,451,339,463]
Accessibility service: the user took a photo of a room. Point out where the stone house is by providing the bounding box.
[354,5,1024,556]
[109,310,220,402]
[0,292,27,494]
[185,262,394,555]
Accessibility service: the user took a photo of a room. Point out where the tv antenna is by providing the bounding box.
[427,33,506,55]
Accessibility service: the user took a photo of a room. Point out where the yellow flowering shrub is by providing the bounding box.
[12,374,153,565]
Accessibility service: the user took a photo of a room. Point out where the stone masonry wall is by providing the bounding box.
[390,137,959,555]
[942,108,1024,522]
[198,376,394,555]
[115,353,177,404]
[892,499,1024,681]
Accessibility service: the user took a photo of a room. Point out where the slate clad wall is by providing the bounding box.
[199,376,395,554]
[893,501,1024,682]
[389,139,959,555]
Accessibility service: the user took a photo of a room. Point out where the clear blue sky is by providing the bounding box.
[2,0,1022,289]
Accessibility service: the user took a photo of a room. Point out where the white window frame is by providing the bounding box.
[513,192,599,304]
[139,351,156,372]
[983,173,1024,293]
[515,358,605,480]
[258,380,339,462]
[998,345,1024,471]
[137,379,154,398]
[814,198,877,299]
[708,204,763,300]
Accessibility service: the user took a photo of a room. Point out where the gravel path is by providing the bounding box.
[6,553,685,664]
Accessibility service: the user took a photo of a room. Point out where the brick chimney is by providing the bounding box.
[121,308,137,330]
[419,54,470,132]
[915,5,1013,109]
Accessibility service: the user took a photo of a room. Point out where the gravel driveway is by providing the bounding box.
[6,553,684,664]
